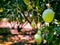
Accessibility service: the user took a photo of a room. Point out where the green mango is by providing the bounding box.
[34,34,42,44]
[42,9,54,23]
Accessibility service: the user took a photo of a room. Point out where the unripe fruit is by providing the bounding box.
[31,20,36,28]
[34,34,42,44]
[37,30,41,35]
[42,9,54,23]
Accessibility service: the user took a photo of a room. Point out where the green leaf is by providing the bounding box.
[43,0,46,2]
[54,26,60,35]
[23,0,30,5]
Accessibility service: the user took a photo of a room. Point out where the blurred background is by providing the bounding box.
[0,0,60,45]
